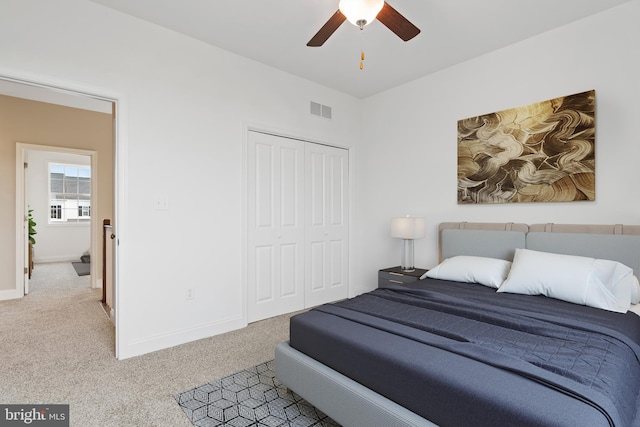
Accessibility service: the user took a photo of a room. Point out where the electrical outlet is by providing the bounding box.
[186,288,195,300]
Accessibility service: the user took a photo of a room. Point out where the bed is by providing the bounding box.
[275,222,640,427]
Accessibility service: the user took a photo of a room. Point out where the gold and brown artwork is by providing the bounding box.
[458,90,595,204]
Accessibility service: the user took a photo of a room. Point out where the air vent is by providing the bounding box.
[310,101,332,120]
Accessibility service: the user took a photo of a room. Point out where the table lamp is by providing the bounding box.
[391,216,426,272]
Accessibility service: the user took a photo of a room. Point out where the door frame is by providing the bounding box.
[16,144,98,289]
[242,124,355,323]
[2,72,126,359]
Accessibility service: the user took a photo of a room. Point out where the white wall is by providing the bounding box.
[355,0,640,295]
[0,0,361,358]
[4,0,637,358]
[27,150,91,263]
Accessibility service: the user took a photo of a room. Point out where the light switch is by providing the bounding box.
[153,196,169,210]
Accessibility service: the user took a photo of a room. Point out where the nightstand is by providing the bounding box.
[378,266,428,288]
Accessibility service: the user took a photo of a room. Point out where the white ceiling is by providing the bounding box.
[86,0,631,98]
[1,0,631,108]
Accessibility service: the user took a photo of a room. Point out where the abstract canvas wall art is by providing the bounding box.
[458,90,595,204]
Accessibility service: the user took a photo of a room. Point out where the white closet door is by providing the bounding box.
[247,131,305,322]
[305,143,349,308]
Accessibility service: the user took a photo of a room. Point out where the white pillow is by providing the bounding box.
[497,248,635,313]
[591,259,637,310]
[421,256,512,289]
[631,276,640,305]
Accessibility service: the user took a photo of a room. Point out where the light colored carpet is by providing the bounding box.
[1,262,294,427]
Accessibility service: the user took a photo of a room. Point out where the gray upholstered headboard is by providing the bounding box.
[527,223,640,276]
[439,222,527,262]
[439,222,640,276]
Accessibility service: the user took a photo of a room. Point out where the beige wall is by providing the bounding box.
[0,95,113,292]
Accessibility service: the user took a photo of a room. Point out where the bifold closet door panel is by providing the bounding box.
[247,131,305,322]
[305,143,349,308]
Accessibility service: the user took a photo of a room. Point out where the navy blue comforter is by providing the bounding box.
[289,279,640,426]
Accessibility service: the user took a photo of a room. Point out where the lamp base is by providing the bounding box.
[400,239,415,273]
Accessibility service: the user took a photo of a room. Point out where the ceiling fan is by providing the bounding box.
[307,0,420,47]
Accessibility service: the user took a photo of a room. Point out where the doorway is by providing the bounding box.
[2,75,121,357]
[19,146,96,292]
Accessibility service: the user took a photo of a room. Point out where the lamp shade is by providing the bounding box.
[391,216,426,239]
[339,0,384,26]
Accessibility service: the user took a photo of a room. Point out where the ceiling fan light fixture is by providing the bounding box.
[339,0,385,27]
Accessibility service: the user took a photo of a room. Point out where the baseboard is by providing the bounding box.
[117,315,247,360]
[0,288,22,301]
[100,302,116,325]
[34,255,81,263]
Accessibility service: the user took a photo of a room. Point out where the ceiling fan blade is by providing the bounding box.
[377,2,421,42]
[307,10,346,47]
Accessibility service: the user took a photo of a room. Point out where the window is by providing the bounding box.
[51,205,62,220]
[49,163,91,224]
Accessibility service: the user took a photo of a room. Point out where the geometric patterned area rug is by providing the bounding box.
[174,360,341,426]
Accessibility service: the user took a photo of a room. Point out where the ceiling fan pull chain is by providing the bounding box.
[360,28,365,70]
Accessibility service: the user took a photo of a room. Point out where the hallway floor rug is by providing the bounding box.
[175,360,340,426]
[71,261,90,276]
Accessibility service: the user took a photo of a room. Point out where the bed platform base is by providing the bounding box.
[275,342,436,427]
